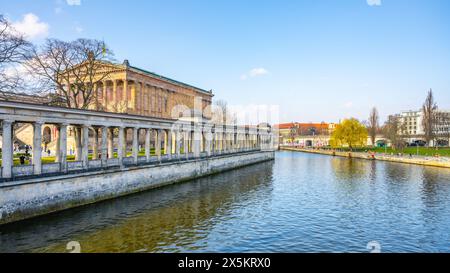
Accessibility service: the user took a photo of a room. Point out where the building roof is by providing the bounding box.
[275,122,330,130]
[275,123,297,130]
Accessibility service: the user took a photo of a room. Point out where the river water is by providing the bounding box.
[1,151,450,253]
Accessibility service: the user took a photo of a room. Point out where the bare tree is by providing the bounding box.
[383,115,407,151]
[212,99,237,125]
[422,89,438,147]
[25,39,74,101]
[26,38,114,109]
[367,107,379,147]
[26,38,115,160]
[69,38,115,110]
[0,15,32,94]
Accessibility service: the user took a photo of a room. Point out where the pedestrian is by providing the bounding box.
[19,155,26,165]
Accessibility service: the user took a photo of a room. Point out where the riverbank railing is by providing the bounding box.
[0,101,274,182]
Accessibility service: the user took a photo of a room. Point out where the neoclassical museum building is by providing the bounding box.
[0,60,214,155]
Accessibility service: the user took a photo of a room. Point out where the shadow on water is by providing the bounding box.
[3,151,450,253]
[0,161,275,253]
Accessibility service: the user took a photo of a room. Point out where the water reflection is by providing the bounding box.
[2,151,450,253]
[331,157,368,181]
[0,161,274,253]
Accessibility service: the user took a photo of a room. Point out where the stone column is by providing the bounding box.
[92,128,99,160]
[163,130,168,155]
[205,130,212,156]
[145,128,151,162]
[224,133,228,152]
[32,121,43,175]
[108,128,114,159]
[189,131,194,154]
[246,134,250,150]
[82,125,89,169]
[130,80,136,111]
[264,134,268,150]
[167,130,173,159]
[175,129,181,158]
[192,127,201,158]
[132,127,139,164]
[101,126,108,166]
[211,131,216,155]
[1,120,14,178]
[118,127,125,167]
[54,125,61,163]
[256,132,260,149]
[123,80,128,107]
[103,81,108,110]
[112,80,117,108]
[59,123,68,173]
[219,132,223,152]
[236,133,242,151]
[93,83,99,110]
[184,130,190,159]
[75,126,82,161]
[214,132,219,153]
[156,129,162,160]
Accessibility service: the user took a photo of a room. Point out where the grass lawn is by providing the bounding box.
[0,148,169,166]
[325,147,450,157]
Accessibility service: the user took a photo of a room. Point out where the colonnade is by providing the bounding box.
[65,79,170,116]
[1,119,272,180]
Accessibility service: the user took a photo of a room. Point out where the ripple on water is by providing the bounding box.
[2,151,450,253]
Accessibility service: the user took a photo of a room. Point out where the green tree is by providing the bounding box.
[330,118,368,150]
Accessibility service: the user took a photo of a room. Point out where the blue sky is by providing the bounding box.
[1,0,450,123]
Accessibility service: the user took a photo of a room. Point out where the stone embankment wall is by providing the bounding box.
[0,151,274,225]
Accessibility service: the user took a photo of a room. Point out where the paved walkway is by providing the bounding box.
[281,147,450,169]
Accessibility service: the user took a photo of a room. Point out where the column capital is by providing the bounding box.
[2,119,15,125]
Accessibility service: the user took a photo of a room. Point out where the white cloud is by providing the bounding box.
[367,0,381,6]
[75,26,83,33]
[66,0,81,5]
[249,68,269,77]
[344,101,353,108]
[11,13,49,40]
[54,7,63,14]
[240,67,269,80]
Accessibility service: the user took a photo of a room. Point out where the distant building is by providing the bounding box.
[396,109,450,145]
[398,110,423,137]
[275,122,336,147]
